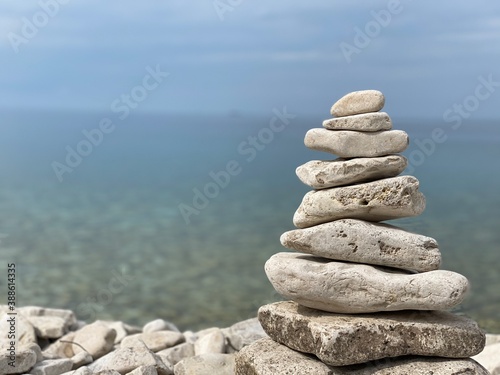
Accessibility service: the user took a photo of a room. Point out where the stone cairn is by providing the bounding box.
[236,90,489,374]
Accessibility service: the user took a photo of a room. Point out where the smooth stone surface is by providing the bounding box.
[296,155,407,189]
[143,319,179,334]
[30,358,73,375]
[236,338,489,375]
[72,321,116,359]
[259,301,486,366]
[173,353,235,375]
[89,342,173,375]
[266,253,468,313]
[18,306,76,339]
[0,347,37,374]
[221,318,267,352]
[194,329,226,355]
[331,90,385,117]
[120,331,184,353]
[156,343,194,366]
[304,128,409,158]
[280,219,441,272]
[323,112,392,131]
[473,342,500,374]
[293,176,426,228]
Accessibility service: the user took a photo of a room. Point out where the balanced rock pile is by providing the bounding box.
[236,90,489,374]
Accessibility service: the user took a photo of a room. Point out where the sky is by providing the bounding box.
[0,0,499,119]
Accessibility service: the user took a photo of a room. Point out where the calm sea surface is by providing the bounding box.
[0,110,499,331]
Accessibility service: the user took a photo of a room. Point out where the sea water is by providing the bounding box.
[0,110,499,331]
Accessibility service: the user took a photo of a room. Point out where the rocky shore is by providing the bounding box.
[0,304,499,374]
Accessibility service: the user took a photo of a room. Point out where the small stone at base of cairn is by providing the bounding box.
[235,90,487,374]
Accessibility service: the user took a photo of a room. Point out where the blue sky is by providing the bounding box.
[0,1,499,119]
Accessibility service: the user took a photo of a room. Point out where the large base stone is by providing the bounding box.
[258,301,485,366]
[265,253,468,313]
[236,338,489,375]
[293,176,426,228]
[281,219,440,272]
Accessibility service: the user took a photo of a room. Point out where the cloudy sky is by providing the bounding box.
[0,1,499,119]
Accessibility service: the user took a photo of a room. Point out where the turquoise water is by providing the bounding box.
[0,111,499,331]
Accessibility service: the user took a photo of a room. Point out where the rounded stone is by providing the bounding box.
[265,252,469,313]
[304,129,409,158]
[330,90,385,117]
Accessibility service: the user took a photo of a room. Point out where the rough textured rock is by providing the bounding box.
[18,306,76,339]
[120,331,184,352]
[293,176,426,228]
[235,338,336,374]
[101,321,140,344]
[473,342,500,374]
[265,253,468,313]
[323,112,392,131]
[30,358,74,375]
[296,155,407,189]
[194,328,226,355]
[0,313,37,349]
[126,365,158,375]
[280,219,440,272]
[143,319,179,334]
[259,301,486,366]
[304,128,408,158]
[0,346,37,374]
[72,321,116,359]
[60,366,93,375]
[221,317,268,352]
[236,338,489,375]
[70,351,93,369]
[88,342,173,375]
[43,331,77,358]
[174,353,235,375]
[330,90,385,117]
[156,343,194,366]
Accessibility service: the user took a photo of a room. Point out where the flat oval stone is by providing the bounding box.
[323,112,392,131]
[281,219,441,272]
[296,155,407,189]
[293,176,426,228]
[258,301,486,366]
[265,253,469,313]
[330,90,385,117]
[236,338,489,375]
[304,129,409,158]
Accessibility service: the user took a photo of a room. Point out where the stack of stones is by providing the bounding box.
[236,90,488,374]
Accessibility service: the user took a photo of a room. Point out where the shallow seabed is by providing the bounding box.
[0,112,499,331]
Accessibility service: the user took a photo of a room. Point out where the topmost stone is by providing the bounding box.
[331,90,385,117]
